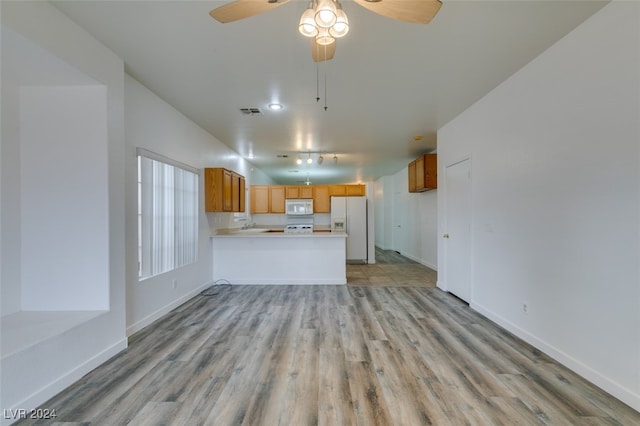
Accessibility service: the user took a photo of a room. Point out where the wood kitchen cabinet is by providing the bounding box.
[205,168,245,212]
[345,185,365,196]
[423,154,437,189]
[313,185,330,213]
[408,154,437,192]
[270,186,286,213]
[231,172,245,212]
[415,155,425,191]
[286,185,313,199]
[250,185,285,213]
[251,183,363,214]
[329,184,365,197]
[329,185,346,196]
[408,160,417,192]
[250,185,270,213]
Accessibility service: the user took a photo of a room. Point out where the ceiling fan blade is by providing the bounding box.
[353,0,442,24]
[209,0,290,24]
[311,39,336,62]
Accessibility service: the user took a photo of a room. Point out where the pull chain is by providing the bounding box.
[316,61,320,103]
[324,60,328,111]
[313,42,329,111]
[323,43,328,111]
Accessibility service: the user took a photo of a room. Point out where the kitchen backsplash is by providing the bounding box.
[207,212,331,233]
[252,213,330,227]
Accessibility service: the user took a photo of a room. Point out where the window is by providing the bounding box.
[137,149,199,279]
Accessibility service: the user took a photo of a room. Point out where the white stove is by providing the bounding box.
[284,223,314,234]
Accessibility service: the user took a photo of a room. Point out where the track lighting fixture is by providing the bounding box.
[294,152,337,166]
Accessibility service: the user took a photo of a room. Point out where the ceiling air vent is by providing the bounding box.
[239,107,263,116]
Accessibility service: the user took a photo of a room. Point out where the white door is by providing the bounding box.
[444,158,472,302]
[392,188,409,255]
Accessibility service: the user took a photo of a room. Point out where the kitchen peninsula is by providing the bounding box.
[211,229,347,285]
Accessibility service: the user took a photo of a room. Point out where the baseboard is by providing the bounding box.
[219,279,347,285]
[2,339,127,426]
[420,259,437,271]
[471,301,640,413]
[399,252,437,271]
[126,281,213,337]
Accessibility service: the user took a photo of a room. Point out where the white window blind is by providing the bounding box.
[137,149,199,279]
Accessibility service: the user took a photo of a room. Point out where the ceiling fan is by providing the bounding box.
[209,0,442,62]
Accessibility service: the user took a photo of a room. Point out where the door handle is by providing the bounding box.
[442,233,450,239]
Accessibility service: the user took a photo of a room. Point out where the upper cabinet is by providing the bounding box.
[270,186,286,213]
[408,161,417,192]
[250,185,270,214]
[313,185,330,213]
[250,185,285,214]
[249,184,365,214]
[205,168,246,212]
[286,185,314,199]
[408,154,437,192]
[329,184,366,197]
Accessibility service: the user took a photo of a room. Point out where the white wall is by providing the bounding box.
[1,1,127,419]
[437,1,639,410]
[124,75,273,335]
[375,169,438,270]
[20,86,109,310]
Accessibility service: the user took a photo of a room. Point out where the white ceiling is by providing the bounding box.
[51,0,608,184]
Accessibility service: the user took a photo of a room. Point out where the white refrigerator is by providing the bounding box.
[331,196,368,263]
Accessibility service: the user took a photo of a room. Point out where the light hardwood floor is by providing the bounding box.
[17,255,639,425]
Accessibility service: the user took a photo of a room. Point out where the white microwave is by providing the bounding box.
[286,199,313,215]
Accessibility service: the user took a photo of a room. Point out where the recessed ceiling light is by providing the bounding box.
[268,103,283,111]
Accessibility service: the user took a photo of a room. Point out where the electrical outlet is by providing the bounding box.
[172,279,177,289]
[522,303,528,313]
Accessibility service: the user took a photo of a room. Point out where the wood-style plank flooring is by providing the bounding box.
[346,248,437,287]
[18,251,639,425]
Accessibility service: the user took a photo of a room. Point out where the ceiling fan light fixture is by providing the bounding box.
[307,153,313,164]
[296,155,303,165]
[329,8,349,38]
[298,7,318,37]
[314,0,337,29]
[316,28,335,46]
